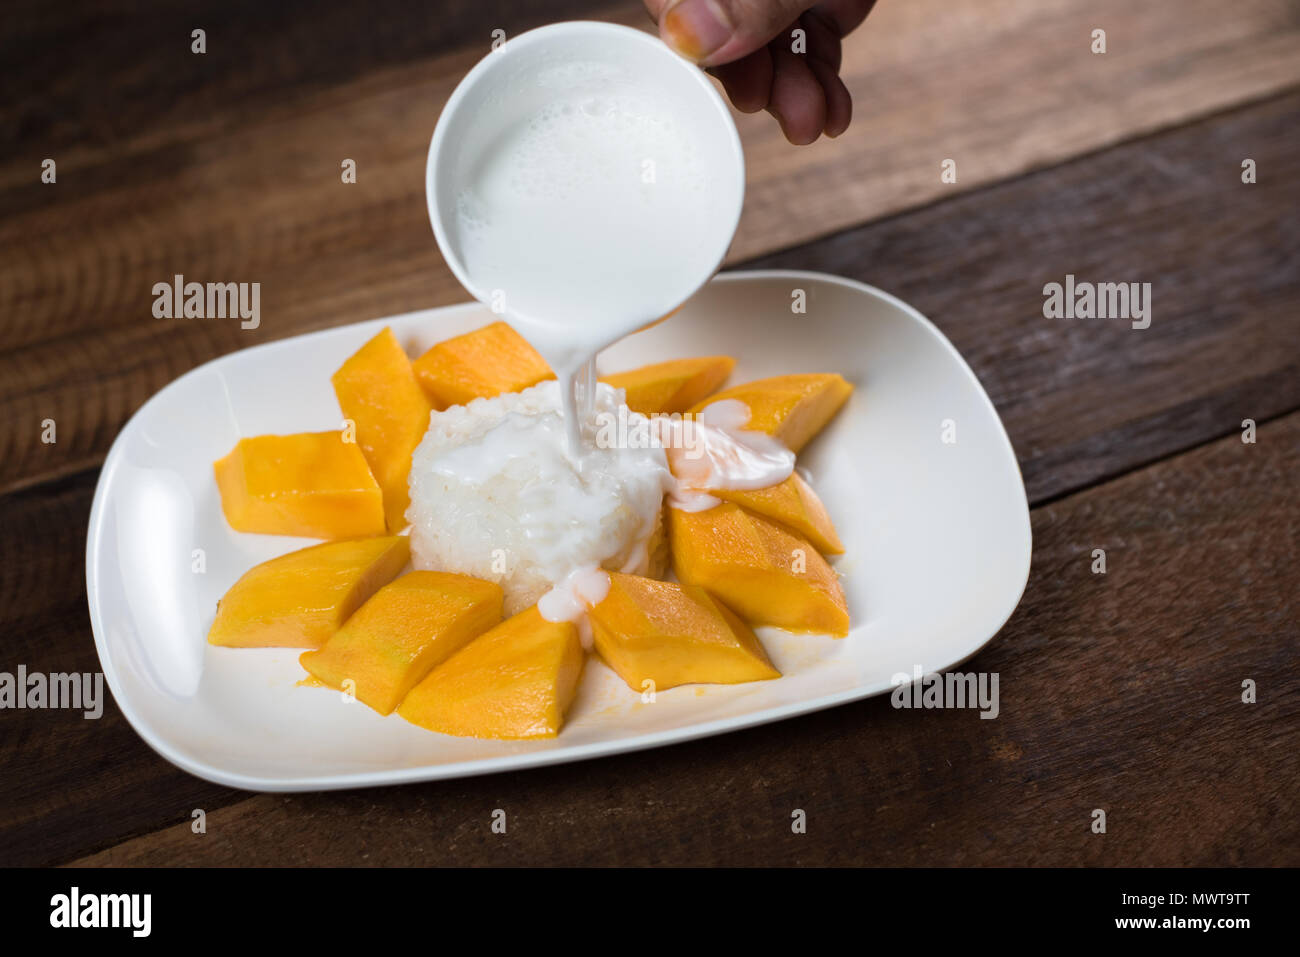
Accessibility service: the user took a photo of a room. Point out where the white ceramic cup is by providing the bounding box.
[425,21,746,357]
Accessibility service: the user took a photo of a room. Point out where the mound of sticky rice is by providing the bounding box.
[406,381,670,614]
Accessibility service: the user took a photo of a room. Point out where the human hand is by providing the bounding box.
[644,0,877,144]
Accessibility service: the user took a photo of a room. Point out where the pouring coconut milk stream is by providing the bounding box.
[420,22,791,635]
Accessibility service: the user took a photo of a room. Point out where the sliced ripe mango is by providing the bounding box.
[399,606,584,739]
[670,504,849,637]
[713,472,844,555]
[331,327,433,531]
[208,536,409,648]
[645,505,670,580]
[412,321,553,407]
[299,571,503,715]
[601,356,736,414]
[588,572,780,691]
[214,431,386,539]
[689,373,852,453]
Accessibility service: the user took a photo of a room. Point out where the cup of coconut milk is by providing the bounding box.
[425,21,745,446]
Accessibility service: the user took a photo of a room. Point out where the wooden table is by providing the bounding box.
[2,0,1296,866]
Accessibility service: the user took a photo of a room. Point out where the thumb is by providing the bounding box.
[656,0,812,66]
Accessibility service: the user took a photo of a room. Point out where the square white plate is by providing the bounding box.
[86,270,1031,791]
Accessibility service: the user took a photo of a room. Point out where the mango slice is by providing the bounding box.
[588,573,780,691]
[300,571,503,715]
[670,504,849,637]
[645,505,670,580]
[214,432,386,539]
[208,536,409,648]
[602,356,736,414]
[331,327,433,531]
[713,472,844,555]
[689,373,853,453]
[399,606,584,739]
[412,321,553,407]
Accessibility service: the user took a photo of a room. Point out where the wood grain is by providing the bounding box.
[67,413,1300,866]
[0,470,242,866]
[3,0,1299,491]
[0,0,611,170]
[746,91,1300,503]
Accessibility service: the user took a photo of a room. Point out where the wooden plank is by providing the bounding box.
[730,0,1300,259]
[5,88,1298,507]
[66,413,1300,866]
[0,0,612,176]
[0,471,242,867]
[3,0,1300,490]
[746,90,1300,503]
[1,91,1297,866]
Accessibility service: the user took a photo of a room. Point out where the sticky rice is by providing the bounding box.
[406,381,670,614]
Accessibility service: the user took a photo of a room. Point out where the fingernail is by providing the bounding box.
[662,0,733,64]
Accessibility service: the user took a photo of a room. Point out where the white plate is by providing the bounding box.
[86,270,1031,791]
